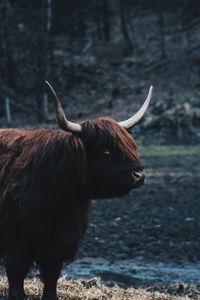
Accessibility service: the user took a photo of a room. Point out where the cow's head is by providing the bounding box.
[46,81,153,198]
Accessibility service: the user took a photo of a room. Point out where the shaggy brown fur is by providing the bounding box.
[0,117,143,300]
[81,117,139,159]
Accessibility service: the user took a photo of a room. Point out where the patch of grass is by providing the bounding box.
[140,145,200,157]
[0,277,191,300]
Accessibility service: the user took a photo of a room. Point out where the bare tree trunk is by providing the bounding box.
[76,2,86,40]
[118,0,133,54]
[5,97,12,124]
[43,93,49,121]
[95,0,102,40]
[102,0,110,42]
[157,3,167,60]
[3,1,17,96]
[46,0,52,32]
[35,0,53,122]
[43,0,53,121]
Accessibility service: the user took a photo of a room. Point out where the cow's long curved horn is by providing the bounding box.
[119,86,153,129]
[45,81,82,133]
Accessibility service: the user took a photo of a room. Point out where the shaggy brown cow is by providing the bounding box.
[0,82,153,300]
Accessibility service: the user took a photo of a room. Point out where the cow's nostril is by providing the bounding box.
[132,171,145,182]
[132,171,142,179]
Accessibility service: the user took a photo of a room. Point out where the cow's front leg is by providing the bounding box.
[6,250,31,300]
[40,260,62,300]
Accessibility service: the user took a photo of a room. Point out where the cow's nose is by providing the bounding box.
[132,171,145,184]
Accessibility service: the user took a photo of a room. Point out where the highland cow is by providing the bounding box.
[0,82,153,300]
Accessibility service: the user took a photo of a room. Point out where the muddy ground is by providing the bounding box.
[79,154,200,263]
[76,153,200,299]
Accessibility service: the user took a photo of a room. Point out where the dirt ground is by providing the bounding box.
[80,154,200,264]
[77,153,200,299]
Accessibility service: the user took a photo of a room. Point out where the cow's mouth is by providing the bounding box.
[89,171,145,199]
[108,176,145,197]
[116,173,145,195]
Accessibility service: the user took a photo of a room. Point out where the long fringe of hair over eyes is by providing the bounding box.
[81,117,139,160]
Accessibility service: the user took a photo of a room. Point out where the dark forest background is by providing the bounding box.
[0,0,200,144]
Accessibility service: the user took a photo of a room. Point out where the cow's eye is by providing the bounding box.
[102,149,111,155]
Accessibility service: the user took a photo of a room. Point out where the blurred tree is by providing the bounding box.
[0,0,200,125]
[102,0,110,42]
[2,0,17,96]
[34,0,52,121]
[95,0,102,40]
[119,0,133,54]
[179,0,200,52]
[157,0,167,59]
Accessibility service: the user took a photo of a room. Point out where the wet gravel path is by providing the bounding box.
[74,154,200,299]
